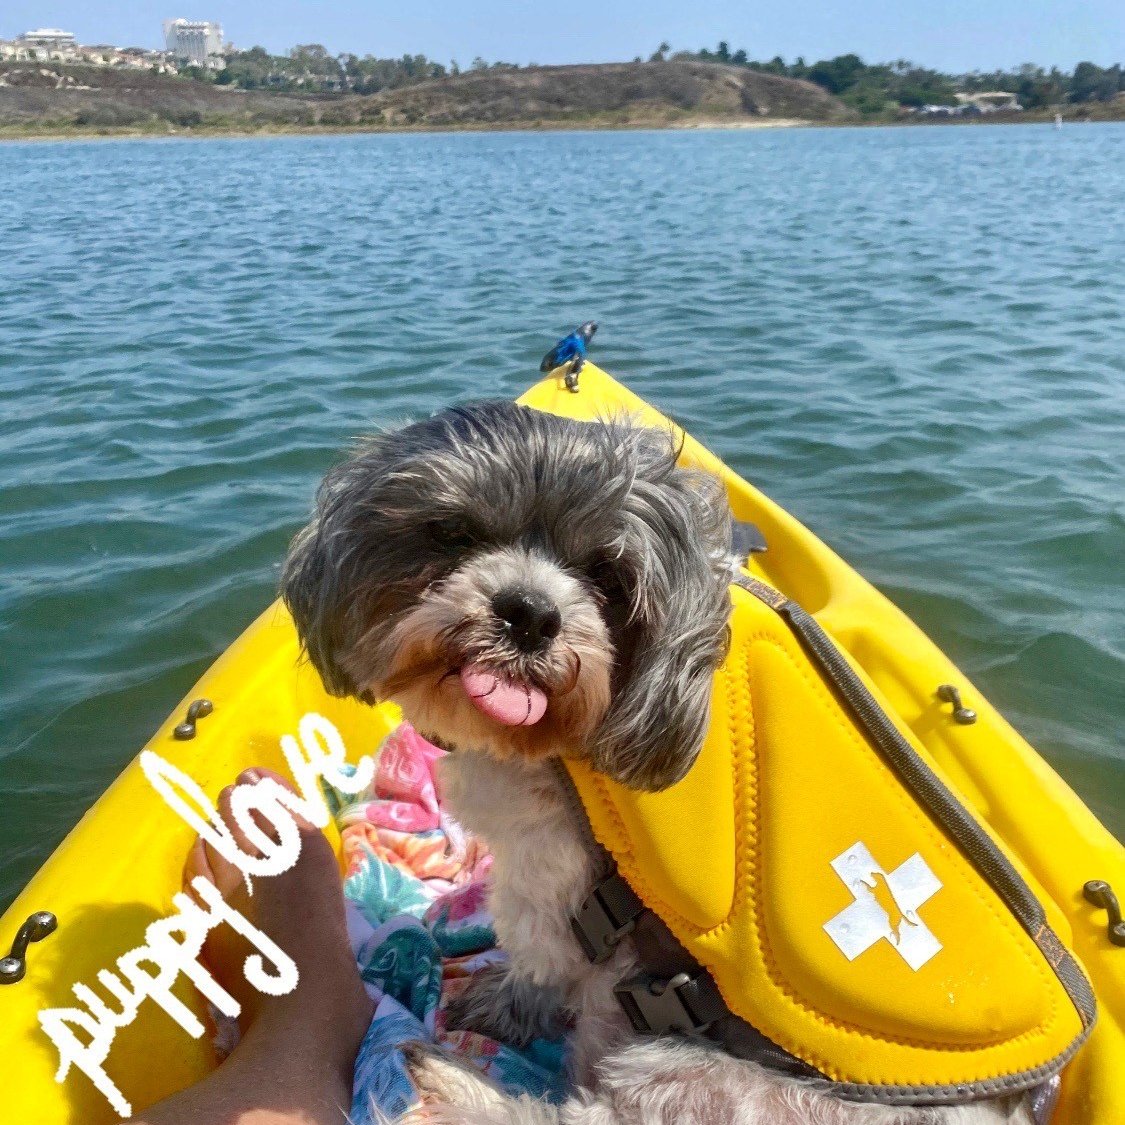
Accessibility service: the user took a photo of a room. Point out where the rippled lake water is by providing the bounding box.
[1,125,1122,908]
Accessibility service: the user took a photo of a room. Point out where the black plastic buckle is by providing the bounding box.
[571,872,645,964]
[614,970,726,1036]
[731,520,768,557]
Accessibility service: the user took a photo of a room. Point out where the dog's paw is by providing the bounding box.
[402,1044,564,1124]
[402,1041,509,1113]
[444,964,567,1047]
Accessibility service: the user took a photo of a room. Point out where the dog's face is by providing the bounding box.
[282,401,733,791]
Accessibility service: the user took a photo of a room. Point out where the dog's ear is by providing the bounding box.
[590,445,733,792]
[281,521,353,698]
[280,434,403,699]
[281,498,362,699]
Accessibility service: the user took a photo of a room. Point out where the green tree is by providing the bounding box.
[890,65,958,106]
[291,43,329,62]
[220,45,273,88]
[1070,61,1118,102]
[1011,64,1065,108]
[807,54,867,95]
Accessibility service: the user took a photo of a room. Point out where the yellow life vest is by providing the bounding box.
[563,574,1095,1105]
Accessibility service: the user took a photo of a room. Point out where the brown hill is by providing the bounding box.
[0,59,852,137]
[351,61,853,128]
[0,64,312,132]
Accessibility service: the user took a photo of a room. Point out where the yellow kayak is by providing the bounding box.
[1,364,1122,1123]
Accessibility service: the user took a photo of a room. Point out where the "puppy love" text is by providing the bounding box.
[37,712,374,1119]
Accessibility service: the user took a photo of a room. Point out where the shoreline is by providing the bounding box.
[3,56,1123,145]
[3,112,1124,144]
[2,117,811,143]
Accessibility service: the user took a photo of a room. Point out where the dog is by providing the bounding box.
[282,400,1035,1125]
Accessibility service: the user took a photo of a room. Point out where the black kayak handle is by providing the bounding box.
[1084,880,1125,947]
[0,911,58,984]
[174,697,213,740]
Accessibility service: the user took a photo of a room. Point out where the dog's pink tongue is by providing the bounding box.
[460,665,547,727]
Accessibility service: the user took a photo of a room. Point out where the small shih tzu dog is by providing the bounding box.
[282,401,1034,1125]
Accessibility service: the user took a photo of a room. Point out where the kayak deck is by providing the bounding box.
[1,364,1121,1122]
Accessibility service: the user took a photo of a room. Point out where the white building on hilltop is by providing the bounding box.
[19,28,78,50]
[0,27,175,70]
[163,18,224,67]
[11,28,79,60]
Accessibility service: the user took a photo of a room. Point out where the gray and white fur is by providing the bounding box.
[282,401,1032,1125]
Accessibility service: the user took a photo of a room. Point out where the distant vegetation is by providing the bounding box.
[168,41,1125,123]
[0,58,849,137]
[678,44,1125,116]
[2,40,1123,139]
[152,41,1125,118]
[180,44,523,94]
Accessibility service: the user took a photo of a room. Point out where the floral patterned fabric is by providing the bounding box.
[330,723,569,1123]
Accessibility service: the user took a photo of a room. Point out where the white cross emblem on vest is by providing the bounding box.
[823,841,943,971]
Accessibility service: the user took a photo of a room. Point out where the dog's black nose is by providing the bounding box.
[491,587,562,652]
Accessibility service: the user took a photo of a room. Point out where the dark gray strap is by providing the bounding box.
[624,892,820,1078]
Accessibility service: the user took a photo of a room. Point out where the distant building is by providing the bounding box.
[0,28,175,71]
[20,28,78,50]
[163,18,224,68]
[955,91,1022,113]
[11,28,79,61]
[916,104,968,117]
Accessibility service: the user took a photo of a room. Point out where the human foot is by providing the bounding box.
[184,768,372,1080]
[182,766,374,1047]
[129,767,374,1125]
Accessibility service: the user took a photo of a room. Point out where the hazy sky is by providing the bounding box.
[4,1,1123,72]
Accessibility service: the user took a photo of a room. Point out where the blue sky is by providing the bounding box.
[4,1,1123,72]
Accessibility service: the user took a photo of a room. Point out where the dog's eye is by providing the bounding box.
[586,558,627,603]
[428,517,476,551]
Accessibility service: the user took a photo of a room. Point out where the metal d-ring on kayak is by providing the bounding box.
[0,911,57,985]
[173,698,214,740]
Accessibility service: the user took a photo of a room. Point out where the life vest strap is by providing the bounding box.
[571,871,645,964]
[614,968,728,1036]
[569,839,824,1080]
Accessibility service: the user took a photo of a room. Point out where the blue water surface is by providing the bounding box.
[1,124,1122,907]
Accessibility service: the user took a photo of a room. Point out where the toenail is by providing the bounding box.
[239,768,262,784]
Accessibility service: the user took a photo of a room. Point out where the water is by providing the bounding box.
[1,125,1122,910]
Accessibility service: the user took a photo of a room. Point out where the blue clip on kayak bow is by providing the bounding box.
[541,321,598,392]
